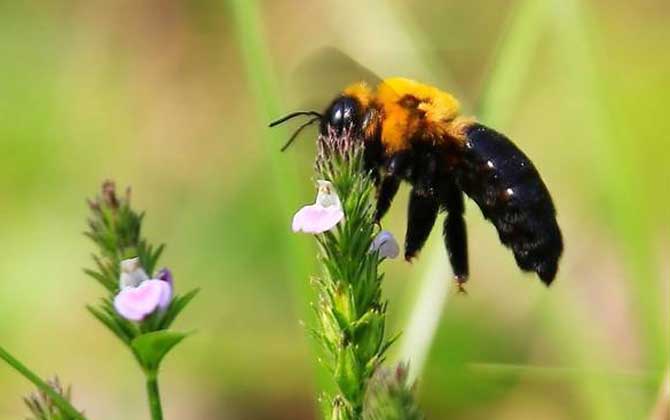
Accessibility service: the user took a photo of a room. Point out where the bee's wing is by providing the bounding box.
[289,47,389,110]
[454,123,563,284]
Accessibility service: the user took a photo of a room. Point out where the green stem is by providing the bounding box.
[145,373,163,420]
[0,345,86,420]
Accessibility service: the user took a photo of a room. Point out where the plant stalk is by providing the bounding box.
[0,345,86,420]
[145,372,163,420]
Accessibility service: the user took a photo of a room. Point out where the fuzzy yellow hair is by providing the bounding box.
[376,77,461,153]
[343,82,373,108]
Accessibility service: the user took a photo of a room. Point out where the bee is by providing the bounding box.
[271,77,563,287]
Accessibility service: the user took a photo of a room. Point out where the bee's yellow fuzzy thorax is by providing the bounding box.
[341,78,463,153]
[379,77,460,120]
[343,82,373,108]
[376,77,461,152]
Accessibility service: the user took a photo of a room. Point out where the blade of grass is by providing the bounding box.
[0,346,86,420]
[398,0,551,382]
[650,369,669,420]
[553,0,665,370]
[548,0,663,417]
[396,245,452,382]
[469,362,661,388]
[477,0,551,123]
[228,0,327,395]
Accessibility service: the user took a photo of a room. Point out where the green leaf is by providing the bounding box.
[159,288,200,329]
[87,305,131,345]
[131,330,189,372]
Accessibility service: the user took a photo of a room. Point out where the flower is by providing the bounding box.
[114,258,172,321]
[292,180,344,234]
[371,230,399,259]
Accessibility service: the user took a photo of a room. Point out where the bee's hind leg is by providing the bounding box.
[404,187,439,261]
[440,179,469,283]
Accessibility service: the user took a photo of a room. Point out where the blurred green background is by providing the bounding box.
[0,0,667,418]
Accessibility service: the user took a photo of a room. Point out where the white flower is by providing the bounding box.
[292,180,344,234]
[119,257,149,288]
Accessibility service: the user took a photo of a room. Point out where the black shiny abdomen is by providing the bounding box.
[455,123,563,284]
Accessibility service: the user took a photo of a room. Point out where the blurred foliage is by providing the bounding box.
[363,364,423,420]
[0,0,666,419]
[23,377,80,420]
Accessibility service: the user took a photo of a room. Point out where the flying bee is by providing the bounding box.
[271,76,563,287]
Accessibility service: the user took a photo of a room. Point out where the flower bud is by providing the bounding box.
[353,308,385,363]
[332,284,354,323]
[330,395,353,420]
[370,230,399,259]
[319,307,342,346]
[334,344,362,403]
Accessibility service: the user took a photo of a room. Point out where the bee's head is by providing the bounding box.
[269,83,372,152]
[320,95,363,136]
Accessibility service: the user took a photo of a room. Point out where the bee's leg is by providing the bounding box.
[441,180,469,283]
[374,176,401,223]
[363,140,383,187]
[386,150,412,178]
[404,187,439,261]
[413,151,438,196]
[374,150,411,223]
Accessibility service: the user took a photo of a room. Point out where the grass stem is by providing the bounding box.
[0,345,86,420]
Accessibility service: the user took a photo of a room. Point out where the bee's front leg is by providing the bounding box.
[374,176,400,223]
[373,151,411,223]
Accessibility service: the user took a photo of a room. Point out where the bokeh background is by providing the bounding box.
[0,0,668,419]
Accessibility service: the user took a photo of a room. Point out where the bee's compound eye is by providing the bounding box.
[322,96,360,134]
[333,107,343,122]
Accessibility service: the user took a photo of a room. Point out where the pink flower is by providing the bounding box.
[371,230,400,259]
[292,180,344,234]
[114,259,173,321]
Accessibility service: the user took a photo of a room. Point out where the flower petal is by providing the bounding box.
[119,257,149,288]
[156,280,172,309]
[114,280,166,321]
[371,230,400,259]
[156,268,173,287]
[315,180,341,208]
[292,204,344,234]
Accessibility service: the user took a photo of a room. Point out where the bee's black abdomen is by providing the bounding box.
[455,123,563,284]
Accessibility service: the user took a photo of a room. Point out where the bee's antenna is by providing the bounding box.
[280,116,321,152]
[269,111,323,127]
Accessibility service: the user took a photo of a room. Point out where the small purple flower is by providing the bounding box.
[292,180,344,234]
[156,268,173,287]
[114,258,173,321]
[371,230,399,259]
